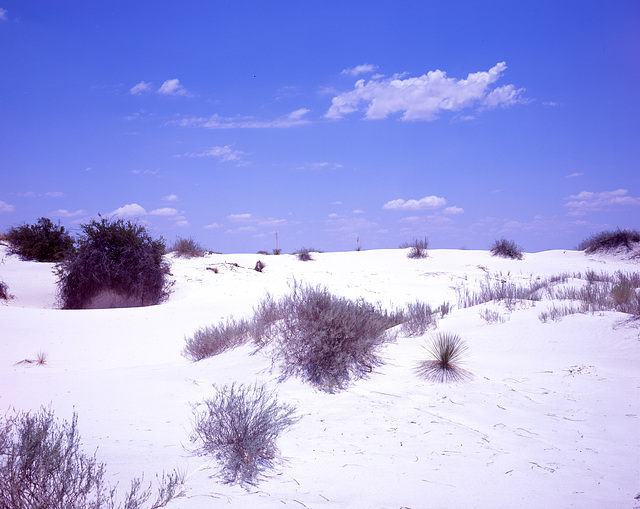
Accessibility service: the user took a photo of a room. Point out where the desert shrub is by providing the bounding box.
[437,301,453,317]
[490,238,523,260]
[257,250,270,255]
[415,332,471,383]
[5,217,74,262]
[190,382,299,486]
[254,260,266,272]
[401,300,438,337]
[0,406,183,509]
[293,247,322,261]
[457,277,541,309]
[183,318,252,361]
[400,237,429,259]
[478,308,508,324]
[577,228,640,253]
[273,284,401,392]
[170,237,206,258]
[56,217,171,309]
[0,280,12,301]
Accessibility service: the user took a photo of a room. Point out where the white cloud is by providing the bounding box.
[228,213,253,221]
[163,194,179,202]
[443,206,464,215]
[157,79,190,96]
[17,191,65,198]
[565,189,640,216]
[52,209,86,218]
[383,195,447,211]
[342,64,377,76]
[353,209,365,214]
[130,81,152,95]
[565,172,584,179]
[173,109,311,129]
[150,207,178,216]
[228,213,288,227]
[327,62,525,121]
[204,222,223,229]
[0,200,15,212]
[179,145,245,163]
[110,203,147,218]
[0,8,7,21]
[295,161,343,171]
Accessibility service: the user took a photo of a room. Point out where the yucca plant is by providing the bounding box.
[415,332,471,383]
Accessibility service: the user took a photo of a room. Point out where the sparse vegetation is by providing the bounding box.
[56,217,171,309]
[490,238,523,260]
[400,300,438,337]
[5,217,75,262]
[190,382,299,486]
[0,280,11,301]
[293,247,322,261]
[415,332,471,383]
[170,237,206,258]
[400,237,429,259]
[183,318,252,361]
[577,228,640,254]
[0,406,184,509]
[254,260,266,272]
[456,275,542,310]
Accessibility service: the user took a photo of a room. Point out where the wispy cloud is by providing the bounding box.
[443,206,464,215]
[565,172,583,179]
[150,207,178,216]
[204,222,223,229]
[173,108,311,129]
[341,64,378,76]
[178,145,245,163]
[383,195,447,211]
[0,200,15,212]
[17,191,66,198]
[163,194,179,202]
[52,209,86,218]
[295,161,343,171]
[110,203,147,218]
[565,189,640,216]
[157,79,190,96]
[0,8,7,21]
[327,62,525,121]
[130,81,152,95]
[228,213,288,227]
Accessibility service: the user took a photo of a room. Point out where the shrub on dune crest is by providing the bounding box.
[170,236,206,258]
[400,237,429,259]
[490,238,523,260]
[577,228,640,254]
[5,217,74,262]
[56,217,171,309]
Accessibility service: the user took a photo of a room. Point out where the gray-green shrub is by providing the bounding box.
[490,238,523,260]
[170,237,206,258]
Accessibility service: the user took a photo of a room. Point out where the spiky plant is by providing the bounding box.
[415,332,471,383]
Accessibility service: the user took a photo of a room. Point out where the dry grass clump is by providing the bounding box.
[56,217,171,309]
[415,332,471,383]
[293,247,322,261]
[170,237,206,258]
[400,237,429,259]
[490,238,523,260]
[0,406,184,509]
[183,318,252,361]
[577,228,640,253]
[190,382,299,486]
[400,300,438,337]
[457,276,542,309]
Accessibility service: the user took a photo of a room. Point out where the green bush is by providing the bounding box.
[0,406,183,509]
[191,383,299,485]
[56,217,171,309]
[5,217,74,262]
[577,228,640,253]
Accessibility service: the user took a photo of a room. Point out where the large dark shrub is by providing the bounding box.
[57,217,171,309]
[5,217,74,262]
[577,228,640,253]
[191,383,299,485]
[490,238,523,260]
[0,406,183,509]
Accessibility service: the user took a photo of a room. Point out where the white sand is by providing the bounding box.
[1,245,638,508]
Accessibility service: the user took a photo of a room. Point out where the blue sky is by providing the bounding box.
[1,1,638,254]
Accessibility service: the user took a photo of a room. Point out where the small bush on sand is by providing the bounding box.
[0,280,12,301]
[191,382,299,486]
[415,332,471,383]
[183,318,252,361]
[293,247,322,261]
[401,300,438,337]
[56,217,171,309]
[170,237,206,258]
[0,406,183,509]
[577,228,640,253]
[400,237,429,259]
[274,284,401,392]
[5,217,74,262]
[490,238,523,260]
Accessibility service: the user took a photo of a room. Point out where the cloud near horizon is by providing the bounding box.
[174,109,311,129]
[565,189,640,216]
[383,195,447,211]
[110,203,147,218]
[326,62,525,121]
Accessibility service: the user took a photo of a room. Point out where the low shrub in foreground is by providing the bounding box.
[415,332,471,383]
[170,236,206,258]
[400,237,429,259]
[490,238,523,260]
[5,217,75,262]
[577,228,640,253]
[191,383,299,486]
[56,217,171,309]
[0,280,11,301]
[0,406,183,509]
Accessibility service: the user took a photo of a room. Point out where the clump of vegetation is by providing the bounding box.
[577,228,640,254]
[170,237,206,258]
[183,318,252,361]
[457,275,543,310]
[0,280,12,301]
[254,260,266,272]
[415,332,471,383]
[400,237,429,259]
[293,247,322,261]
[0,406,184,509]
[191,382,299,486]
[56,217,171,309]
[5,217,75,262]
[400,300,438,337]
[490,238,523,260]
